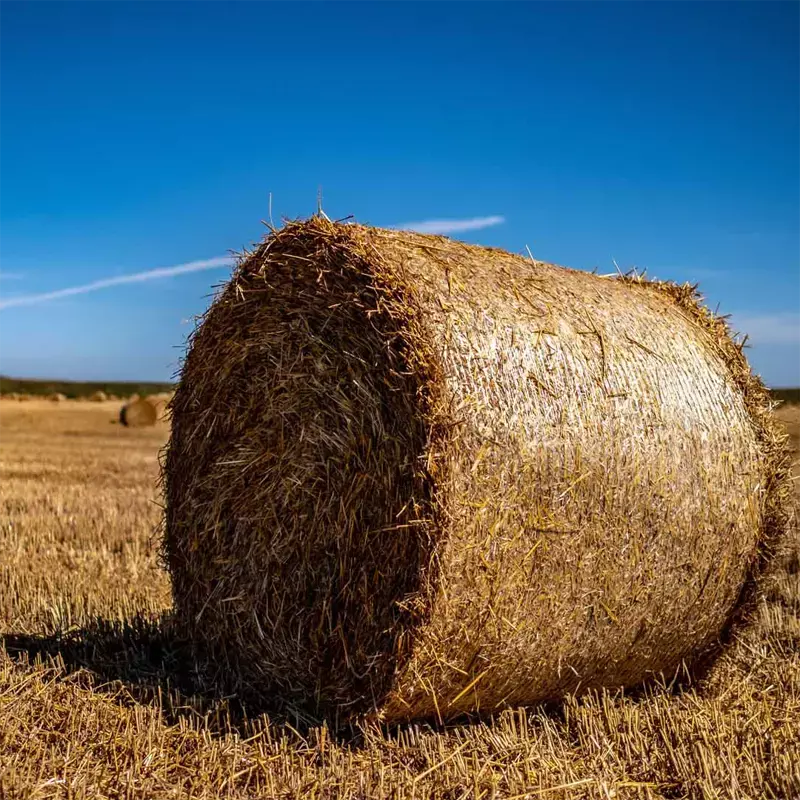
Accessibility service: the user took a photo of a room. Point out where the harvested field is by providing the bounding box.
[0,396,798,798]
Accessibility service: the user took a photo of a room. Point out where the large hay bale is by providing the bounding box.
[89,390,107,402]
[119,397,157,427]
[164,219,790,724]
[48,392,67,402]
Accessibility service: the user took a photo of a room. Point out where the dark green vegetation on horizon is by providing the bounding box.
[772,387,800,405]
[0,375,175,399]
[3,375,797,404]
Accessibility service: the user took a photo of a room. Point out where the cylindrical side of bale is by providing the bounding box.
[164,219,790,724]
[146,393,172,420]
[120,397,158,427]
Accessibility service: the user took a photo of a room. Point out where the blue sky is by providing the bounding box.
[1,1,798,385]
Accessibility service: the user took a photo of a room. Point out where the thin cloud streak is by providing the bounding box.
[0,257,234,310]
[731,312,800,345]
[0,215,505,310]
[650,266,726,281]
[395,215,505,234]
[0,272,25,280]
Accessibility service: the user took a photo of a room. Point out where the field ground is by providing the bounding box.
[0,399,798,799]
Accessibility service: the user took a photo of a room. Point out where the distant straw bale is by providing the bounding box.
[146,392,173,420]
[119,397,158,427]
[3,392,19,401]
[48,393,67,403]
[89,390,107,402]
[164,218,791,724]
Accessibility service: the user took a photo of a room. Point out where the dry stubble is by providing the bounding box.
[0,399,798,799]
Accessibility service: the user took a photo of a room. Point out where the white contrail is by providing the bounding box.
[0,215,506,310]
[396,215,505,234]
[731,312,800,345]
[0,256,234,310]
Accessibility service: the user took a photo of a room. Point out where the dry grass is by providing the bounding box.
[0,398,798,798]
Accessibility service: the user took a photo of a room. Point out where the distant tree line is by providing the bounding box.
[0,376,175,399]
[2,375,798,404]
[771,387,800,405]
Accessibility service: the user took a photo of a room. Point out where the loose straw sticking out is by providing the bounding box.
[163,217,791,725]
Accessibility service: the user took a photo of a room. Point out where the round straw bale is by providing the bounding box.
[89,390,107,402]
[119,397,158,427]
[164,219,791,724]
[48,392,67,402]
[146,393,172,420]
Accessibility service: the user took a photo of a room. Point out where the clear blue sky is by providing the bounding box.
[1,1,798,385]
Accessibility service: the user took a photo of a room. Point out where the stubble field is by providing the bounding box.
[0,399,798,799]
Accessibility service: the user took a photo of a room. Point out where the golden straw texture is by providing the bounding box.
[164,218,790,724]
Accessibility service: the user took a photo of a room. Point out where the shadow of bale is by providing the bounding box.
[0,614,571,744]
[0,614,326,736]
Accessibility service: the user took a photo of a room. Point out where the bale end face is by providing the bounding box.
[164,226,439,715]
